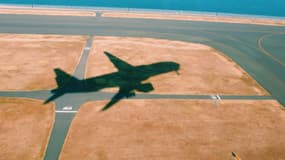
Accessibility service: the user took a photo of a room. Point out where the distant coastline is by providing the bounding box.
[1,3,285,21]
[0,0,285,17]
[1,5,285,26]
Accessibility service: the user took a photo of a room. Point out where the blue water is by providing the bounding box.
[1,0,285,17]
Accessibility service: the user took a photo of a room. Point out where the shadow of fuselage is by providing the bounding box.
[45,51,180,111]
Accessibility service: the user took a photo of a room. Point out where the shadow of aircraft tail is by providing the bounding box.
[44,68,80,104]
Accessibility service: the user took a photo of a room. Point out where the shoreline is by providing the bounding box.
[1,4,285,26]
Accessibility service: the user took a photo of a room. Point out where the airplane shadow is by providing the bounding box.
[44,51,180,111]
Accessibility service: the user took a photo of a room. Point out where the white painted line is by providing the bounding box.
[56,111,78,113]
[211,95,221,107]
[211,95,217,100]
[62,106,73,111]
[216,95,221,100]
[84,47,90,50]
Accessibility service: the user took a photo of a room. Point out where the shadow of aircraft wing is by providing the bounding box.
[44,92,64,104]
[101,92,124,111]
[104,51,134,71]
[44,68,80,104]
[101,87,135,111]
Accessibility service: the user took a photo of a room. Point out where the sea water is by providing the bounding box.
[0,0,285,17]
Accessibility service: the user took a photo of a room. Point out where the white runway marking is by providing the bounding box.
[211,95,217,100]
[62,106,73,111]
[211,95,221,106]
[56,110,78,113]
[216,95,221,100]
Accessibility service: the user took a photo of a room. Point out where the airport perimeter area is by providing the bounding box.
[0,8,285,160]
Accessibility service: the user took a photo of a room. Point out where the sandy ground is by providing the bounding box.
[86,36,267,95]
[59,99,285,160]
[0,97,55,160]
[1,6,284,26]
[0,34,88,90]
[103,12,285,26]
[0,7,96,16]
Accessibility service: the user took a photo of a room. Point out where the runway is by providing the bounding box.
[0,14,283,103]
[0,13,284,159]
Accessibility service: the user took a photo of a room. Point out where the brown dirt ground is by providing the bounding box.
[59,99,285,160]
[0,7,96,16]
[0,97,55,160]
[86,36,267,95]
[0,34,88,90]
[103,12,285,26]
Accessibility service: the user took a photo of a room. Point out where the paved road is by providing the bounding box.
[0,14,284,159]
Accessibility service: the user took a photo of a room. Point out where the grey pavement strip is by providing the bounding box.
[73,36,94,79]
[44,35,94,160]
[0,90,273,104]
